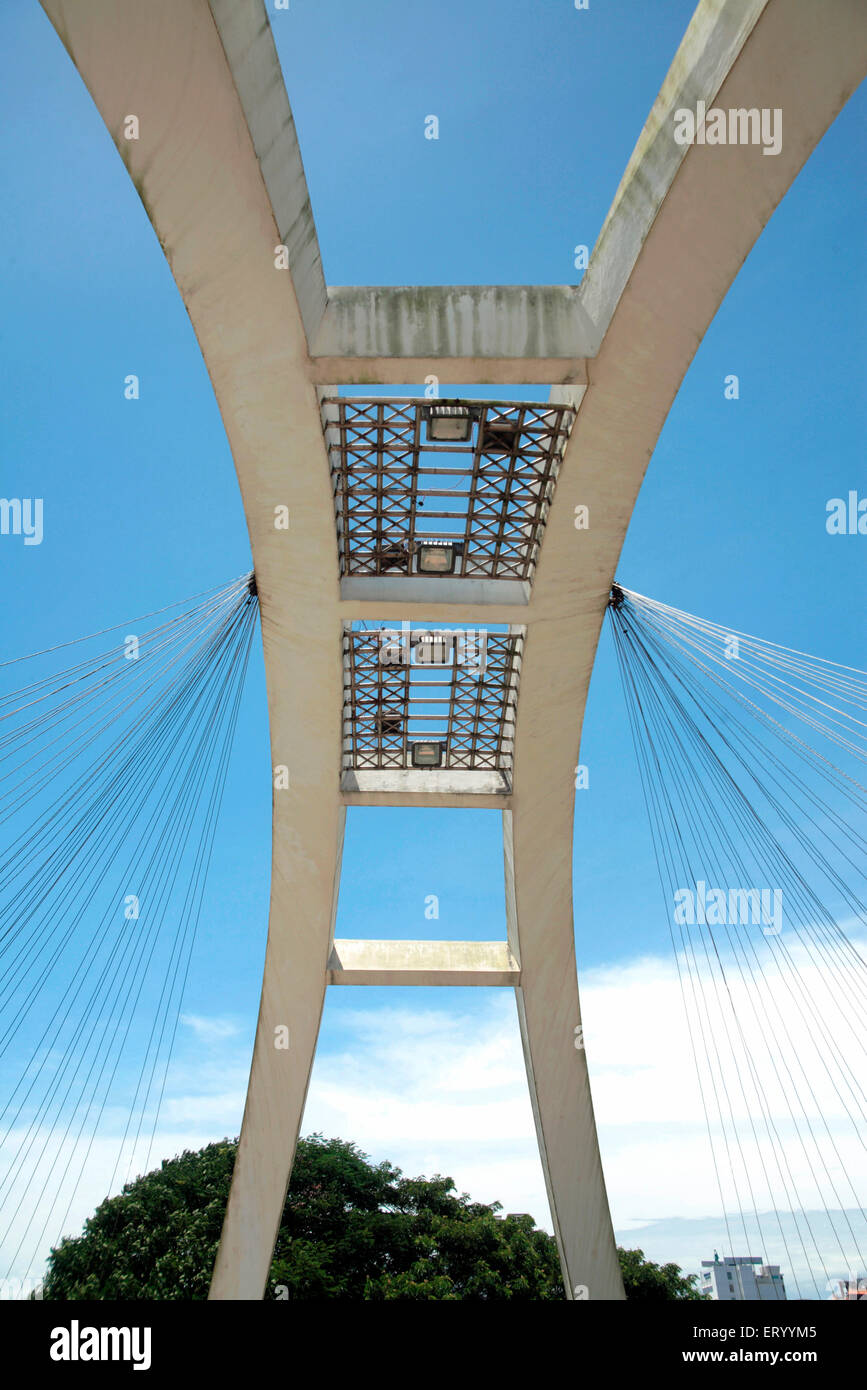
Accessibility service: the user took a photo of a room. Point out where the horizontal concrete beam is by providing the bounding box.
[310,356,589,386]
[341,769,512,797]
[341,790,513,809]
[328,939,520,986]
[309,286,597,380]
[338,599,530,625]
[340,577,531,606]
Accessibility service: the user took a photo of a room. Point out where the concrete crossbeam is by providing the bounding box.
[310,285,595,382]
[341,770,511,797]
[328,939,520,987]
[341,791,513,810]
[310,355,588,386]
[339,577,531,606]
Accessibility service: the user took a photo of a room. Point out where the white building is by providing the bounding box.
[701,1255,787,1300]
[830,1277,866,1301]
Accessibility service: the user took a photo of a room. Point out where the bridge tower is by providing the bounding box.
[38,0,867,1299]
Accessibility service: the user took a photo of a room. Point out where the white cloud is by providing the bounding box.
[2,937,863,1295]
[180,1014,243,1043]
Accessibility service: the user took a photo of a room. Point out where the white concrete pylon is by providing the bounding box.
[37,0,867,1301]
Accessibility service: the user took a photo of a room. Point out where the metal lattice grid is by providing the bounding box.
[322,398,575,583]
[342,623,524,787]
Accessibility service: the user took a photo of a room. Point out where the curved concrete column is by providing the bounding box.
[507,0,866,1300]
[212,809,345,1299]
[39,0,347,1298]
[504,810,622,1298]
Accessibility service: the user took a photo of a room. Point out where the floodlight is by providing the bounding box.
[412,741,444,768]
[417,541,457,575]
[425,405,474,443]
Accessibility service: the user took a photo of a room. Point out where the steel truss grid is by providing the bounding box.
[322,397,575,583]
[342,624,524,777]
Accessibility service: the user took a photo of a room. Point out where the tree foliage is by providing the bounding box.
[40,1135,704,1300]
[616,1245,706,1301]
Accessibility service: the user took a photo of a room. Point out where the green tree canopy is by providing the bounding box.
[616,1245,707,1301]
[40,1135,704,1300]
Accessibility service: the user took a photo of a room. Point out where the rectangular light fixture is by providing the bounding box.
[411,629,454,665]
[412,741,443,768]
[424,404,475,443]
[416,541,457,575]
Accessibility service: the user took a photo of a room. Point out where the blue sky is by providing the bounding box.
[0,1,864,1294]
